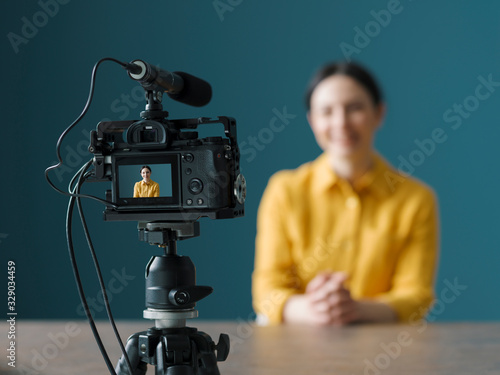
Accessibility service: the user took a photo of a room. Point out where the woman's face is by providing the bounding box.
[141,168,151,182]
[308,74,384,161]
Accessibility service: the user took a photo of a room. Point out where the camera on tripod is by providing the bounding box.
[47,58,244,374]
[87,60,246,224]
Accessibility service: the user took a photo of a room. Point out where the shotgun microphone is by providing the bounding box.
[126,59,212,107]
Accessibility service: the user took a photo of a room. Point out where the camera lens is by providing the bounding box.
[188,178,203,195]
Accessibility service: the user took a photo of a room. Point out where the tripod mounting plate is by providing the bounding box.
[139,221,200,246]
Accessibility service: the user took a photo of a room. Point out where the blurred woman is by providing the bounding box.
[252,62,439,326]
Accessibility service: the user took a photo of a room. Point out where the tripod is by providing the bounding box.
[115,222,230,375]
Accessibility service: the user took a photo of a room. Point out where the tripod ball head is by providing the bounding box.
[145,255,213,310]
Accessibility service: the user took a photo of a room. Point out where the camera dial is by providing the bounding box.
[234,174,247,204]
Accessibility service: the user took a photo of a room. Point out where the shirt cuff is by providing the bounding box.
[374,292,434,323]
[253,289,296,325]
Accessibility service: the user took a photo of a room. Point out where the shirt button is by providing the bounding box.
[345,197,358,209]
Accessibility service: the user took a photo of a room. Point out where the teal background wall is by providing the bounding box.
[1,1,499,322]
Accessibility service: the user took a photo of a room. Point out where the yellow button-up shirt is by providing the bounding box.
[133,180,160,198]
[252,153,438,324]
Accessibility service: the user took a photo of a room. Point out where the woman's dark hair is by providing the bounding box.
[304,61,383,110]
[140,165,152,173]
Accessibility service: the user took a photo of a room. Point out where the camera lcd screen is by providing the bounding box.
[113,154,180,208]
[118,164,172,198]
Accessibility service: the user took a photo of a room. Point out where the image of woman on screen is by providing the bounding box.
[133,166,160,197]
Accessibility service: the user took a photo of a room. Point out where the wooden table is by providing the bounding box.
[1,320,499,374]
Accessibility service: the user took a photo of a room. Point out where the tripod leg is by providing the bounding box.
[196,352,220,375]
[116,333,148,375]
[156,336,194,375]
[190,332,221,375]
[156,331,221,375]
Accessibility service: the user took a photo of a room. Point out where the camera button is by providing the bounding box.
[188,178,203,194]
[184,153,194,163]
[197,198,204,205]
[185,168,192,175]
[186,199,193,206]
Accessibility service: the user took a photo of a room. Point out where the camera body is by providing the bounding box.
[89,116,246,222]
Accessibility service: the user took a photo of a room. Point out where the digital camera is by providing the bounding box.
[88,115,246,222]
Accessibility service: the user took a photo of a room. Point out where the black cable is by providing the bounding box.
[44,57,127,207]
[73,162,134,375]
[68,161,92,193]
[49,57,139,374]
[66,178,118,375]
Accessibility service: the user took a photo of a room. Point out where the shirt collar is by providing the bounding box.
[312,152,393,198]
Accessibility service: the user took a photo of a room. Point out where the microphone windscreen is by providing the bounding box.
[168,71,212,107]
